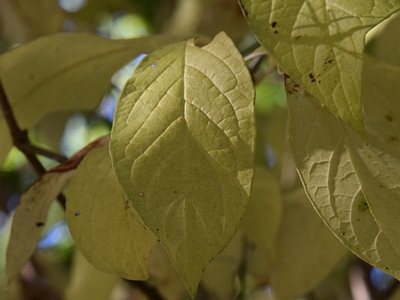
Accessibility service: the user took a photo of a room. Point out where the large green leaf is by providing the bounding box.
[110,32,256,297]
[240,0,400,135]
[0,33,180,168]
[287,56,400,280]
[66,144,156,280]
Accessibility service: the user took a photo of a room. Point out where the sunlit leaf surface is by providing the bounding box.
[0,33,180,167]
[66,144,156,280]
[110,32,256,297]
[241,0,400,135]
[287,56,400,280]
[6,169,75,282]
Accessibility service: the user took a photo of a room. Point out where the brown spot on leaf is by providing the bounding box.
[36,222,44,227]
[386,114,393,122]
[358,201,369,212]
[271,21,277,28]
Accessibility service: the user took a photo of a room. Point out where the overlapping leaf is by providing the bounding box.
[0,33,180,167]
[6,169,75,282]
[66,145,156,280]
[110,32,256,297]
[240,0,400,135]
[287,56,400,279]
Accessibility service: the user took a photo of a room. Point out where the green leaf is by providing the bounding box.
[66,144,156,280]
[6,169,75,282]
[287,56,400,281]
[0,33,180,168]
[110,32,256,297]
[240,0,400,135]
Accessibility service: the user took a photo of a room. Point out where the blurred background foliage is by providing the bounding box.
[0,0,399,299]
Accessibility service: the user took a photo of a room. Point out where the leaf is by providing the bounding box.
[0,0,66,43]
[240,0,400,135]
[6,169,75,282]
[65,250,119,300]
[202,230,244,300]
[287,56,400,281]
[66,144,156,280]
[148,243,188,300]
[0,215,12,289]
[267,189,347,300]
[0,33,180,168]
[240,166,282,260]
[110,32,256,297]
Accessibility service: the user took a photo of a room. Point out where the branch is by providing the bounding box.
[0,80,67,207]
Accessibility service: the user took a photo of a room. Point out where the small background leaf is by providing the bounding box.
[65,250,119,300]
[267,188,347,300]
[241,166,282,260]
[0,33,179,167]
[66,144,156,280]
[6,169,75,282]
[110,32,255,296]
[241,0,400,134]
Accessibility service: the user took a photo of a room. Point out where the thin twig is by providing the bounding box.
[237,235,250,300]
[0,80,67,207]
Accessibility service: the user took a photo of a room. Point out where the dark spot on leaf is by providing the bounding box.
[318,80,321,84]
[358,201,369,212]
[274,30,278,34]
[239,0,248,16]
[156,228,159,231]
[388,136,399,142]
[271,21,277,28]
[386,114,393,121]
[309,73,314,79]
[174,190,177,193]
[294,35,301,40]
[386,267,389,270]
[138,192,144,197]
[75,210,80,216]
[157,239,160,242]
[36,222,44,227]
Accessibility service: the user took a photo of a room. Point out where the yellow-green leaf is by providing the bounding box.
[65,250,119,300]
[240,0,400,135]
[110,32,256,297]
[287,56,400,280]
[66,144,156,280]
[0,33,180,168]
[6,169,75,282]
